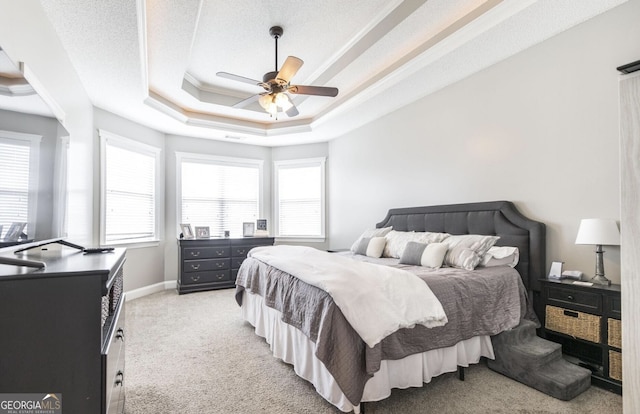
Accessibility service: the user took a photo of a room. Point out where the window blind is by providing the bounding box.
[276,163,323,237]
[180,161,259,238]
[0,141,30,238]
[104,143,157,243]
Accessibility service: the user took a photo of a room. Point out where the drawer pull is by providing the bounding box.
[191,264,201,270]
[115,371,124,386]
[564,310,579,318]
[216,262,224,268]
[116,328,125,341]
[216,250,225,256]
[237,249,246,255]
[566,295,575,301]
[190,251,200,257]
[190,275,201,282]
[216,274,224,280]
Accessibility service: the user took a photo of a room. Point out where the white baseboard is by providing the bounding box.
[125,280,177,301]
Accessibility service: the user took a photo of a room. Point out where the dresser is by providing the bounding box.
[540,279,622,394]
[0,242,127,413]
[177,237,275,294]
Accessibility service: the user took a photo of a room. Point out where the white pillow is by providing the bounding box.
[383,230,450,258]
[480,246,519,267]
[353,237,386,258]
[446,245,482,270]
[350,226,392,253]
[443,234,500,270]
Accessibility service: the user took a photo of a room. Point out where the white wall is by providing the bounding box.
[328,0,640,285]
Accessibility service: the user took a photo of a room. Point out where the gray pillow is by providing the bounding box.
[399,241,448,268]
[350,226,392,252]
[353,236,386,258]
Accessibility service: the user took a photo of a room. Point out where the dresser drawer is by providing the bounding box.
[606,295,622,319]
[183,246,230,259]
[546,286,602,313]
[104,297,126,414]
[608,318,622,349]
[545,305,600,343]
[231,245,254,257]
[183,258,230,273]
[182,270,231,285]
[609,350,622,381]
[232,257,246,269]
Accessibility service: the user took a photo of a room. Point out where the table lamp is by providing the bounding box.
[575,218,620,285]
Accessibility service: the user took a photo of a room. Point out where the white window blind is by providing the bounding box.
[100,131,160,245]
[274,158,325,238]
[0,141,30,238]
[179,156,261,238]
[0,132,40,239]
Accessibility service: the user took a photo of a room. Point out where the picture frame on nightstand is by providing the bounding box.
[548,261,564,279]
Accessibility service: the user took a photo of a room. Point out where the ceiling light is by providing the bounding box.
[258,92,292,119]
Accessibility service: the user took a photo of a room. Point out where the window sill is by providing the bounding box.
[275,236,326,244]
[102,240,160,249]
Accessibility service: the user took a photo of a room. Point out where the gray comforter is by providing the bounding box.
[235,252,534,406]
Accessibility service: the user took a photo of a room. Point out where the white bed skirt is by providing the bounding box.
[241,291,495,413]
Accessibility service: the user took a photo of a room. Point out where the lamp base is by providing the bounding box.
[589,274,611,286]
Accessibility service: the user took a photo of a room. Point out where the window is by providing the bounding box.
[274,157,325,240]
[100,130,161,245]
[0,131,41,239]
[177,153,263,238]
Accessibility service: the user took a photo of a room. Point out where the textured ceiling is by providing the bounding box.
[0,48,54,117]
[26,0,626,146]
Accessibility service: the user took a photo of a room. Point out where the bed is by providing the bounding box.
[235,201,545,413]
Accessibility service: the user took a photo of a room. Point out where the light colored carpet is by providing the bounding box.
[124,289,622,414]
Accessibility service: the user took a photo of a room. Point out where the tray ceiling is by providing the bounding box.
[33,0,625,146]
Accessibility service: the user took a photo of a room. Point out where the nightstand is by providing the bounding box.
[540,279,622,394]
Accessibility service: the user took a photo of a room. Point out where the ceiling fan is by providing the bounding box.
[216,26,339,118]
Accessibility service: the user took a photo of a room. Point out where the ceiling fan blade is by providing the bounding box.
[285,101,299,117]
[288,85,338,97]
[217,71,262,86]
[277,56,303,83]
[233,94,260,108]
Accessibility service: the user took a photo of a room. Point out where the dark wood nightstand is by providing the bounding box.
[540,279,622,394]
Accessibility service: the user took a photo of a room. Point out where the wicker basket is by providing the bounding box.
[545,305,600,343]
[608,318,622,349]
[609,350,622,381]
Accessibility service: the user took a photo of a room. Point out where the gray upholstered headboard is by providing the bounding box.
[376,201,546,293]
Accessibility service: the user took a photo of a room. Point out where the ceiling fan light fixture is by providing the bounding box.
[258,94,278,117]
[258,93,273,109]
[275,93,293,111]
[258,92,292,117]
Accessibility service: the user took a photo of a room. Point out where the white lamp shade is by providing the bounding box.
[575,218,620,246]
